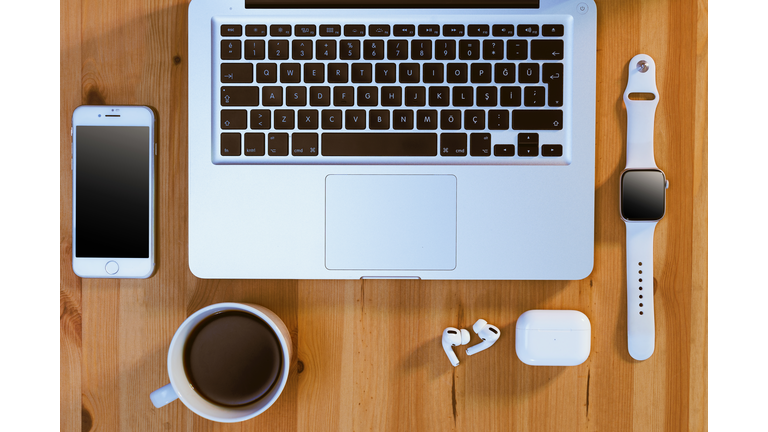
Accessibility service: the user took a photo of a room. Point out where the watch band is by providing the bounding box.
[623,54,660,361]
[623,54,659,169]
[626,221,656,360]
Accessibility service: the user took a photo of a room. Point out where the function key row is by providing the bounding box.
[221,24,564,38]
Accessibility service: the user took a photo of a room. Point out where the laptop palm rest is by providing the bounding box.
[325,174,457,271]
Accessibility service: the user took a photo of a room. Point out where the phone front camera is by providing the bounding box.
[98,114,101,117]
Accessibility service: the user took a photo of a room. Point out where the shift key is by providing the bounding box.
[512,110,563,130]
[221,63,253,83]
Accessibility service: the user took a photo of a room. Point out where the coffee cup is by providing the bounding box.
[150,302,292,422]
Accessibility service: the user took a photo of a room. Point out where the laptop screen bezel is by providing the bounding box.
[245,0,540,9]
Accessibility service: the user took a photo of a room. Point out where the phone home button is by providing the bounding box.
[105,261,119,275]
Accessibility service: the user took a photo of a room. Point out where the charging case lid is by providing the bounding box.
[515,310,591,366]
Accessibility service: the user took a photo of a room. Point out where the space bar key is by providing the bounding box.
[321,133,438,156]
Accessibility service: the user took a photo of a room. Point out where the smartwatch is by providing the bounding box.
[620,54,668,361]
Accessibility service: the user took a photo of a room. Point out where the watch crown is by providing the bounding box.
[665,180,669,189]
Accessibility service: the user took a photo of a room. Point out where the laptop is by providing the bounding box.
[188,0,597,279]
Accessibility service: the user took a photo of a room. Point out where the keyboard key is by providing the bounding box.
[418,24,439,37]
[244,133,265,156]
[274,109,295,129]
[470,133,492,156]
[262,86,282,106]
[518,144,539,156]
[435,40,456,60]
[298,109,318,129]
[340,40,360,60]
[428,86,449,106]
[369,110,390,129]
[250,110,270,129]
[320,24,341,37]
[518,133,538,144]
[531,39,564,60]
[524,86,545,106]
[507,40,528,60]
[440,110,461,130]
[519,63,540,83]
[304,63,324,83]
[268,40,289,60]
[468,24,489,37]
[488,110,509,130]
[294,25,316,36]
[309,86,331,106]
[452,86,473,106]
[394,24,415,36]
[270,25,291,37]
[517,25,539,37]
[322,110,342,129]
[328,63,348,83]
[316,40,336,60]
[423,63,444,83]
[245,40,265,60]
[280,63,301,83]
[543,63,564,106]
[221,63,253,83]
[495,63,516,83]
[333,86,354,106]
[471,64,492,83]
[221,110,247,129]
[358,86,378,106]
[352,63,372,83]
[286,86,307,106]
[220,133,241,155]
[256,63,277,83]
[345,110,366,129]
[387,40,409,60]
[221,40,241,60]
[492,25,514,37]
[447,63,468,83]
[459,40,480,60]
[543,25,564,37]
[464,110,485,130]
[512,110,563,130]
[483,40,504,60]
[416,110,438,129]
[292,133,319,156]
[393,110,414,130]
[440,133,467,156]
[267,133,289,156]
[322,133,437,156]
[443,25,465,37]
[221,24,242,37]
[221,86,259,106]
[375,63,397,83]
[369,25,391,36]
[542,144,563,156]
[399,63,420,83]
[363,40,385,60]
[344,25,365,37]
[245,25,267,36]
[405,87,426,107]
[412,40,432,60]
[292,40,313,60]
[494,144,514,156]
[500,86,522,106]
[381,87,402,106]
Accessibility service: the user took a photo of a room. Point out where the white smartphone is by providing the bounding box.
[71,105,155,278]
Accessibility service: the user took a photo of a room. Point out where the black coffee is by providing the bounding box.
[183,310,283,407]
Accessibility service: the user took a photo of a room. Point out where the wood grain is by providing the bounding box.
[60,1,708,431]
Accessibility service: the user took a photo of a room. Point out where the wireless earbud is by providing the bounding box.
[466,319,501,356]
[442,327,471,367]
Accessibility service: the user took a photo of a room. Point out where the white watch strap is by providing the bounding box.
[623,54,659,169]
[626,221,656,361]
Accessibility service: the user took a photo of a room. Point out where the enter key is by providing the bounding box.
[543,63,563,107]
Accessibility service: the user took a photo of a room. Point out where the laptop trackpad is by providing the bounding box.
[325,174,457,271]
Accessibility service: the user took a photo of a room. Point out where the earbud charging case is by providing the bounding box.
[515,310,591,366]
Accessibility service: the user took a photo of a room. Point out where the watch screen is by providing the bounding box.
[621,170,666,221]
[75,126,150,258]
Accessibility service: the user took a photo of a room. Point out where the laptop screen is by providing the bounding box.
[245,0,539,8]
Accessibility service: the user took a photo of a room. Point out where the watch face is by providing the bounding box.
[621,170,666,221]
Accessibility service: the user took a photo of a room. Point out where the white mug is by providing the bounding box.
[150,302,292,422]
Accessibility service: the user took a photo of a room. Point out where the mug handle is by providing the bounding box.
[150,383,178,408]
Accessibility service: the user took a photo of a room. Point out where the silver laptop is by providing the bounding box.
[188,0,597,279]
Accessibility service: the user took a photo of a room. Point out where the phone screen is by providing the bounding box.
[75,126,151,258]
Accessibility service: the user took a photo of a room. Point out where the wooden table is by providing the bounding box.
[60,1,708,430]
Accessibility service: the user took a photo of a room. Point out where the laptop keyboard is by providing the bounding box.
[213,13,569,165]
